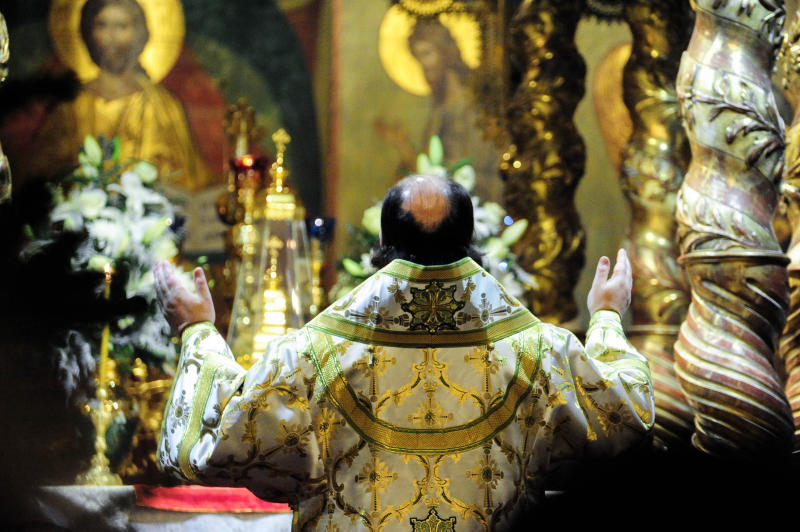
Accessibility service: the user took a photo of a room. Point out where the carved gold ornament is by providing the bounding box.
[378,4,480,96]
[617,0,693,452]
[48,0,185,83]
[674,0,793,457]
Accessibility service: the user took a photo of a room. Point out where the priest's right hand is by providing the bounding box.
[154,260,216,336]
[586,248,632,318]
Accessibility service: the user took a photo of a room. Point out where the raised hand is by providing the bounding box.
[154,260,215,335]
[586,248,632,317]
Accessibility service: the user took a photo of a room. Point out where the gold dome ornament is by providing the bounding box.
[378,4,481,97]
[48,0,185,84]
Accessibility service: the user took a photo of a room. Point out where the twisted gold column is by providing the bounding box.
[620,0,694,451]
[674,0,794,457]
[502,0,586,325]
[778,0,800,453]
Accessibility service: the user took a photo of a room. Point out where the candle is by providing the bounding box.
[99,263,112,391]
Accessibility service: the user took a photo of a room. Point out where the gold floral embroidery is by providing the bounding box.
[465,343,504,399]
[239,359,309,412]
[387,278,408,304]
[401,281,465,333]
[467,454,504,491]
[353,345,397,402]
[314,406,345,461]
[169,390,190,434]
[409,389,453,428]
[277,421,312,455]
[354,451,398,522]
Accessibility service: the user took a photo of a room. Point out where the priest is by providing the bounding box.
[155,174,654,530]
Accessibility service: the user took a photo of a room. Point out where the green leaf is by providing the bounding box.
[112,137,122,164]
[416,153,432,174]
[500,219,529,246]
[428,135,443,166]
[342,257,367,278]
[83,135,103,167]
[134,161,158,184]
[483,237,509,260]
[361,204,382,237]
[448,157,474,174]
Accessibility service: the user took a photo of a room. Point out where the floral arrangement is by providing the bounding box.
[46,135,188,373]
[332,136,534,300]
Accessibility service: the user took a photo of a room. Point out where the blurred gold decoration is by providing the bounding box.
[674,0,793,457]
[0,10,10,205]
[307,216,336,317]
[778,0,800,454]
[501,0,586,325]
[309,238,325,316]
[48,0,185,84]
[119,358,172,482]
[593,42,631,172]
[227,129,313,368]
[253,235,289,354]
[618,0,693,452]
[0,11,8,84]
[379,4,480,97]
[215,99,268,336]
[77,264,122,485]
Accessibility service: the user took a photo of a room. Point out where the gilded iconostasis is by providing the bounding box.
[0,0,631,327]
[0,0,638,492]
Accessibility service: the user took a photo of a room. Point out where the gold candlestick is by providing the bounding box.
[77,263,122,485]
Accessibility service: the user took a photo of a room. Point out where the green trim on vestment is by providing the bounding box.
[308,309,539,348]
[177,354,228,481]
[379,257,483,282]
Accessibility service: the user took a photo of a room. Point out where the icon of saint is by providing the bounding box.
[32,0,211,191]
[377,8,502,203]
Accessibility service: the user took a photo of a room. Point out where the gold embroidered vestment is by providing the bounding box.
[158,258,654,531]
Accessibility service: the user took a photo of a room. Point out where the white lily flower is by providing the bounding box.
[115,231,131,257]
[51,200,83,231]
[76,189,107,219]
[483,236,509,260]
[480,202,506,227]
[87,219,126,254]
[134,161,158,184]
[453,165,476,192]
[142,216,170,244]
[131,270,154,296]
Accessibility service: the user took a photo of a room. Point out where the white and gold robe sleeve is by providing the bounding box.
[532,310,654,475]
[157,322,324,502]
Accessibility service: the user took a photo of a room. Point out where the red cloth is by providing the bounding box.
[134,485,291,514]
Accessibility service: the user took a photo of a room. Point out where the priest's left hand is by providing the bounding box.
[154,260,215,335]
